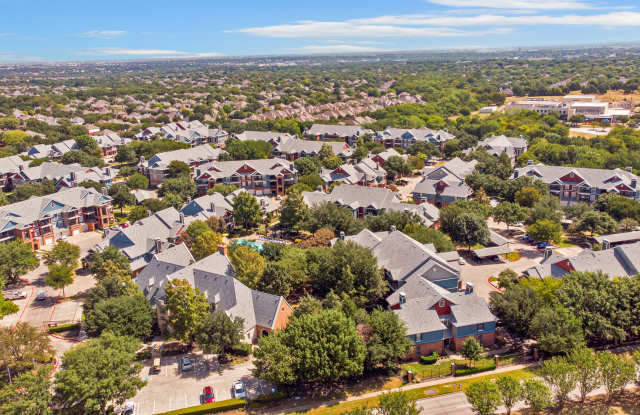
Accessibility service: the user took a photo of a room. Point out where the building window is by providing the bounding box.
[476,323,485,331]
[438,299,445,307]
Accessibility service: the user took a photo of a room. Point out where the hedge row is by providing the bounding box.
[156,398,246,415]
[47,323,80,334]
[454,363,497,377]
[420,352,439,365]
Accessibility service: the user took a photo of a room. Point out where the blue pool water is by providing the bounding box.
[232,239,264,251]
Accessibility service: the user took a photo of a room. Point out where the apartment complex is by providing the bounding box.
[193,158,297,196]
[513,163,640,205]
[374,127,455,150]
[139,145,227,186]
[0,187,114,249]
[413,158,477,207]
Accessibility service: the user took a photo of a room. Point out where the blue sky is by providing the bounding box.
[2,0,640,61]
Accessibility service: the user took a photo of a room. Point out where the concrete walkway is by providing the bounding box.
[276,363,534,414]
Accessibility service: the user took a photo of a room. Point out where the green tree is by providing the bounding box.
[567,346,600,403]
[442,212,489,251]
[497,269,519,290]
[490,284,545,338]
[280,190,309,232]
[493,202,527,231]
[540,356,577,407]
[0,323,53,374]
[526,219,562,244]
[158,176,196,200]
[461,338,483,367]
[128,205,148,223]
[526,195,562,225]
[403,224,454,252]
[294,157,322,176]
[365,309,413,370]
[253,309,366,386]
[164,278,210,342]
[522,379,552,414]
[305,202,363,235]
[108,183,135,213]
[496,376,522,415]
[53,333,143,415]
[84,295,153,339]
[44,264,74,297]
[207,183,239,196]
[83,276,140,316]
[232,192,262,229]
[0,366,52,415]
[126,173,149,189]
[515,186,542,207]
[597,351,636,401]
[619,217,638,232]
[575,210,617,236]
[229,245,266,288]
[307,241,386,308]
[465,379,502,415]
[385,156,410,179]
[530,306,585,354]
[167,160,191,178]
[43,240,80,268]
[377,391,419,415]
[89,246,131,280]
[0,240,39,287]
[195,310,244,356]
[191,230,223,260]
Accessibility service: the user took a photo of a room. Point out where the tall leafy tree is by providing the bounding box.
[191,230,223,260]
[43,240,80,268]
[44,264,74,297]
[164,278,210,342]
[567,346,600,403]
[465,379,502,415]
[0,366,52,415]
[304,202,363,235]
[232,192,262,229]
[493,201,528,231]
[254,309,366,386]
[229,245,266,288]
[0,323,53,374]
[0,240,39,287]
[279,190,309,232]
[108,183,135,213]
[364,309,413,370]
[442,211,489,251]
[53,333,143,415]
[84,295,153,339]
[158,176,196,200]
[89,246,131,280]
[126,173,149,189]
[195,310,245,356]
[574,210,617,236]
[377,391,419,415]
[461,338,483,367]
[540,356,577,407]
[530,306,585,354]
[496,376,522,415]
[597,351,636,401]
[522,379,552,414]
[526,219,562,244]
[166,160,191,178]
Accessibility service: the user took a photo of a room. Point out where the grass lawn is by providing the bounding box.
[292,368,537,415]
[471,243,486,250]
[556,238,577,248]
[512,389,640,414]
[400,356,519,379]
[504,251,521,262]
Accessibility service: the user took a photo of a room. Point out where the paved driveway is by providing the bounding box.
[418,392,472,415]
[131,354,270,415]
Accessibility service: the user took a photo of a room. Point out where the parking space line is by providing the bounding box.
[153,400,156,414]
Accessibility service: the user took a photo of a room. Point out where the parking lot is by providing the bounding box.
[131,353,270,415]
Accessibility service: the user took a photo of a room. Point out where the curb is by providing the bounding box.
[488,277,502,292]
[11,277,35,331]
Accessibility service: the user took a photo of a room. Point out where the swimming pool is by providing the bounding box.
[232,239,264,251]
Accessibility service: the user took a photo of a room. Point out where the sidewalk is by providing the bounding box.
[275,363,535,414]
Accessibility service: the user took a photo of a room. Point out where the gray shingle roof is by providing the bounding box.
[146,145,226,169]
[513,164,640,192]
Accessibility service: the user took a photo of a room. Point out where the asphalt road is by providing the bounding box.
[417,392,473,415]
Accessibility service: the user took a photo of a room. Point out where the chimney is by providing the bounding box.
[186,196,191,204]
[101,186,107,196]
[316,185,323,192]
[139,155,145,164]
[513,170,519,179]
[196,168,201,177]
[210,201,215,213]
[626,166,632,173]
[147,210,152,217]
[398,292,407,306]
[217,244,228,256]
[527,159,534,166]
[121,137,126,145]
[18,164,24,172]
[632,179,638,189]
[603,239,611,250]
[179,213,185,224]
[339,231,345,240]
[390,225,397,233]
[465,283,474,295]
[154,238,162,253]
[70,171,77,183]
[105,167,111,177]
[544,246,553,260]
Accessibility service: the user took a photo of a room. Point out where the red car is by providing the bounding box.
[203,386,215,403]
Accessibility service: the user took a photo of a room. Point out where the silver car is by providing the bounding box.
[181,356,193,372]
[233,381,246,398]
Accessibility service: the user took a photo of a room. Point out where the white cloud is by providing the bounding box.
[229,21,512,38]
[297,44,388,53]
[426,0,593,9]
[76,48,222,58]
[352,11,640,26]
[80,30,126,39]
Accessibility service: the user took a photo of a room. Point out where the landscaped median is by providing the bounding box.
[155,398,247,415]
[291,368,537,415]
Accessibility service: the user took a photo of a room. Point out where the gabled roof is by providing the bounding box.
[0,155,29,175]
[235,131,295,143]
[514,164,640,191]
[146,145,226,168]
[376,127,455,144]
[180,193,233,220]
[306,124,369,137]
[195,158,295,180]
[421,157,478,181]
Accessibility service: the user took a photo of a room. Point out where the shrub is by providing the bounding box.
[420,352,439,365]
[47,323,80,334]
[156,398,246,415]
[231,343,252,357]
[455,363,496,377]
